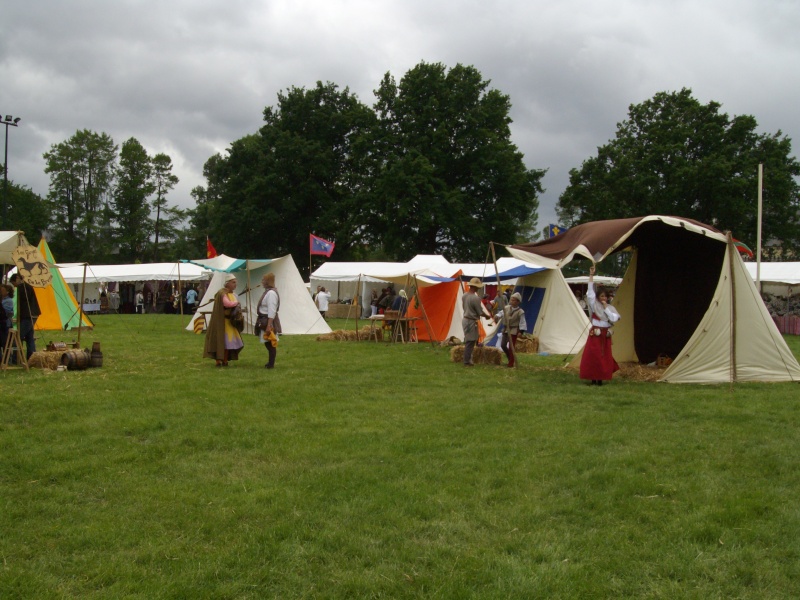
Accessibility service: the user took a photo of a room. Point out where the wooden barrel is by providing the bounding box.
[90,349,103,368]
[61,349,90,370]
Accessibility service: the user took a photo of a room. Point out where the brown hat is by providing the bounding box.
[467,277,484,289]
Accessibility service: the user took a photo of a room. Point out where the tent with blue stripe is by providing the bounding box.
[484,265,590,355]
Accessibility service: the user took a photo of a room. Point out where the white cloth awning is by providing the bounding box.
[58,262,210,284]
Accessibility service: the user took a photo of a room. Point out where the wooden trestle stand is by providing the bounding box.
[1,328,29,371]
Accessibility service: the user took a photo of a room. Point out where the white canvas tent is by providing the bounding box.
[311,255,454,307]
[312,257,476,341]
[744,262,800,297]
[312,254,588,349]
[508,215,800,383]
[486,267,590,355]
[185,254,331,335]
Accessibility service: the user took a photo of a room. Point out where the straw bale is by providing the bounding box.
[316,326,380,342]
[28,350,68,370]
[616,362,668,382]
[514,336,539,354]
[450,345,503,365]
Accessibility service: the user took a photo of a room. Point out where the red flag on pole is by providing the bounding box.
[206,236,218,258]
[310,234,335,257]
[732,238,754,259]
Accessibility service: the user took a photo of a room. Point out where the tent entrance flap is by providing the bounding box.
[631,223,726,363]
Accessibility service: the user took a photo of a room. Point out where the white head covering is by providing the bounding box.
[225,273,237,283]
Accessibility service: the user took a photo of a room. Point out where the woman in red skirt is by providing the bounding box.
[580,266,621,385]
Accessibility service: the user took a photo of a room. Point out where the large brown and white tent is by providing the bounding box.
[507,215,800,384]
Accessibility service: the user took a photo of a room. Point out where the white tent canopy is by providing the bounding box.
[744,262,800,297]
[0,230,31,266]
[564,275,622,287]
[312,254,587,350]
[186,254,331,336]
[743,262,800,286]
[58,262,210,284]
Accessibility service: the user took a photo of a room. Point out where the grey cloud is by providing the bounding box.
[1,0,798,233]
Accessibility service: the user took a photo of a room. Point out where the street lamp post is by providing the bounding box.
[2,114,21,230]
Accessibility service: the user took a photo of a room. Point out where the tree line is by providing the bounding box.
[189,62,545,267]
[5,65,799,268]
[4,131,187,264]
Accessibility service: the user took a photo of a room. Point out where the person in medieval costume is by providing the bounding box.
[495,291,526,368]
[203,273,244,367]
[255,272,282,369]
[461,277,484,367]
[579,266,620,385]
[10,273,41,360]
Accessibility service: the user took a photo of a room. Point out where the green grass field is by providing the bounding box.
[2,315,800,598]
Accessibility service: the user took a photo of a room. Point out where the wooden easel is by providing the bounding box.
[1,328,29,370]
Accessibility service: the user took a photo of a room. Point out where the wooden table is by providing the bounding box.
[368,315,420,343]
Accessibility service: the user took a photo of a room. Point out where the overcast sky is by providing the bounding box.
[2,0,798,235]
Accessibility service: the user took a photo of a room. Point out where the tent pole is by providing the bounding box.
[756,163,763,293]
[245,260,252,336]
[76,263,88,348]
[354,275,361,340]
[727,232,738,383]
[177,262,184,318]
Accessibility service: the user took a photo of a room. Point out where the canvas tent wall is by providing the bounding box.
[313,257,493,342]
[184,254,331,335]
[313,260,471,342]
[744,262,800,298]
[31,238,93,331]
[1,232,92,331]
[484,267,590,355]
[312,255,587,346]
[311,255,455,313]
[508,215,800,383]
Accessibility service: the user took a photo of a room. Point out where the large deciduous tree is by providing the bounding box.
[150,153,181,261]
[369,62,544,261]
[557,88,800,257]
[113,137,154,262]
[44,129,117,262]
[200,82,375,263]
[2,181,49,242]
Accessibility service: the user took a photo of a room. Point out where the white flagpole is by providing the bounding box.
[756,163,763,292]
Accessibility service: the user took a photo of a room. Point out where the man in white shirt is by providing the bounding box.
[257,273,281,369]
[316,287,331,318]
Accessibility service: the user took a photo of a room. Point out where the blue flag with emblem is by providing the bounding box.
[548,224,568,238]
[310,233,335,257]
